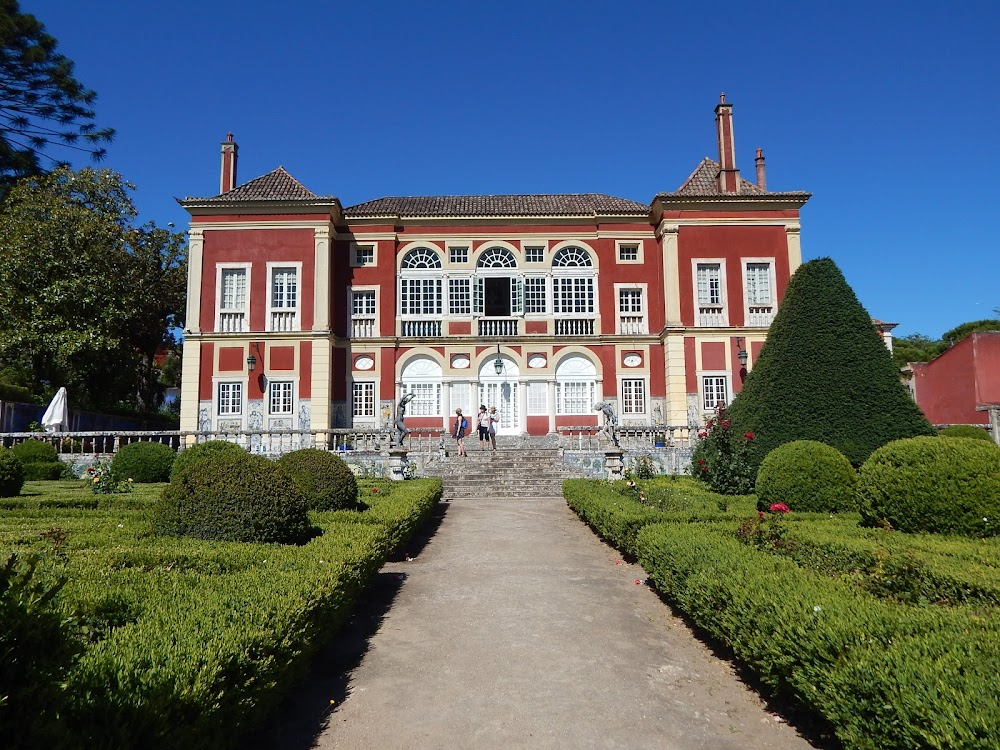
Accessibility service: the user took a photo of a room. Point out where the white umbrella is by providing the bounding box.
[41,387,68,433]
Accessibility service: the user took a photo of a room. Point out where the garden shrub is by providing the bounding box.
[169,439,246,480]
[689,408,756,494]
[725,257,934,475]
[111,441,176,483]
[0,446,24,497]
[276,448,359,511]
[154,452,314,544]
[939,424,994,442]
[857,436,1000,537]
[22,461,69,481]
[0,554,82,749]
[10,439,58,464]
[756,440,857,513]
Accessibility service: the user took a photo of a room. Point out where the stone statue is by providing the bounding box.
[395,393,416,447]
[594,401,620,448]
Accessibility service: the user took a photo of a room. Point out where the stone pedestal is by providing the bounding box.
[388,447,408,481]
[603,449,625,481]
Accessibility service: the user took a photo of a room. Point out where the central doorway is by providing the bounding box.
[478,357,518,435]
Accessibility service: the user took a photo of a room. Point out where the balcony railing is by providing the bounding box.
[696,306,725,327]
[400,320,442,337]
[218,312,247,333]
[268,310,298,331]
[618,315,647,335]
[478,317,519,337]
[557,425,693,450]
[555,318,595,336]
[747,306,774,327]
[352,317,377,338]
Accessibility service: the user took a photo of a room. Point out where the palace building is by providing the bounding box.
[178,96,810,440]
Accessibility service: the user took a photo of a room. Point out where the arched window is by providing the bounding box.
[400,356,442,416]
[552,247,595,316]
[401,247,442,269]
[399,247,443,321]
[477,246,517,268]
[555,355,597,415]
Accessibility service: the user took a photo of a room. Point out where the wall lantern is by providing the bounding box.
[246,342,263,372]
[493,344,504,376]
[736,338,749,368]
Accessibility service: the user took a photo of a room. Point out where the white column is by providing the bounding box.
[310,341,331,431]
[179,339,202,438]
[659,223,681,326]
[517,379,527,434]
[547,379,557,434]
[313,226,331,332]
[442,381,452,431]
[786,224,802,275]
[185,228,205,334]
[665,334,688,426]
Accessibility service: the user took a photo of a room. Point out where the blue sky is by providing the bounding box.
[25,0,1000,338]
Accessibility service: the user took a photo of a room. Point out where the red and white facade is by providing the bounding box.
[179,97,810,438]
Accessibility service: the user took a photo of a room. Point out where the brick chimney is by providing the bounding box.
[714,93,740,193]
[220,132,238,194]
[755,147,767,190]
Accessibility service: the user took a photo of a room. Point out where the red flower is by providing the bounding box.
[697,431,707,438]
[769,503,791,514]
[371,488,380,494]
[634,579,642,585]
[744,432,755,440]
[697,459,705,465]
[758,511,766,519]
[720,420,730,429]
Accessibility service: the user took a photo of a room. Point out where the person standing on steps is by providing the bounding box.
[488,405,499,450]
[453,408,468,456]
[477,405,491,450]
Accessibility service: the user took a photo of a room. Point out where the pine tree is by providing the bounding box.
[726,257,934,472]
[0,0,114,188]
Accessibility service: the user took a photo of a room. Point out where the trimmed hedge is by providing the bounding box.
[112,442,176,483]
[756,440,857,513]
[10,440,58,464]
[939,424,994,442]
[0,447,25,497]
[169,440,246,481]
[276,449,358,511]
[154,452,314,544]
[635,522,1000,750]
[22,461,68,481]
[857,436,1000,537]
[563,479,664,558]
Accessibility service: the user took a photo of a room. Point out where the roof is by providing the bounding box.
[344,193,650,218]
[656,158,810,200]
[183,167,338,203]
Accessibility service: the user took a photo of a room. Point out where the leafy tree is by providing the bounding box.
[726,257,934,473]
[891,332,945,371]
[0,167,185,411]
[0,1,114,189]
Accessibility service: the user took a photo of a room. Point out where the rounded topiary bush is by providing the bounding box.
[153,452,313,544]
[111,441,176,483]
[857,436,1000,537]
[169,440,247,481]
[938,424,994,442]
[0,447,25,497]
[10,440,58,464]
[276,448,358,511]
[755,440,857,513]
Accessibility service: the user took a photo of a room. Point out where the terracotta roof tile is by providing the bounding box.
[658,158,809,199]
[186,167,336,202]
[344,193,649,218]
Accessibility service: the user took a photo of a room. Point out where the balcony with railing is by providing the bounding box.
[352,316,377,338]
[400,319,443,337]
[218,312,247,333]
[555,318,595,336]
[746,306,774,327]
[618,315,647,335]
[696,306,725,327]
[269,310,298,332]
[478,317,519,337]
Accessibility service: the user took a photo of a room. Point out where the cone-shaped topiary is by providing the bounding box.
[755,440,857,513]
[726,257,934,475]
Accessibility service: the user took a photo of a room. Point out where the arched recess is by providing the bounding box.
[400,355,443,416]
[478,354,520,434]
[554,354,598,416]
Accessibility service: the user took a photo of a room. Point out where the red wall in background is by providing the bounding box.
[912,333,1000,425]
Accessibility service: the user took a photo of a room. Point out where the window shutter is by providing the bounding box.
[473,277,484,316]
[511,276,523,315]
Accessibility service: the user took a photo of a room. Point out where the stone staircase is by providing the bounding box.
[432,446,573,500]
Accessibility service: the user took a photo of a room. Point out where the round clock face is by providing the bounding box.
[451,355,470,369]
[354,355,374,371]
[527,355,547,369]
[623,354,642,367]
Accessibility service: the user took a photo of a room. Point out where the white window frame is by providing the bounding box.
[350,242,377,268]
[352,381,376,421]
[742,258,777,328]
[215,263,251,333]
[268,380,295,416]
[524,275,548,315]
[692,259,728,327]
[448,245,469,265]
[526,381,548,415]
[555,355,597,415]
[448,276,472,316]
[614,283,647,335]
[699,371,731,412]
[620,378,647,415]
[523,243,546,264]
[615,239,643,264]
[266,261,301,332]
[350,286,379,337]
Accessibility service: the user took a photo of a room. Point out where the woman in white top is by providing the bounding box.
[488,406,500,450]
